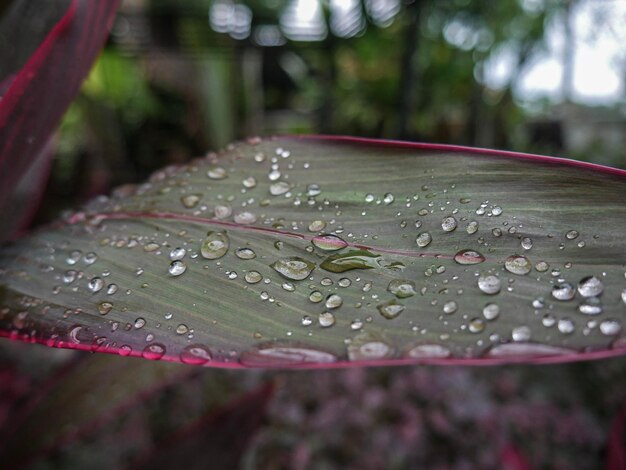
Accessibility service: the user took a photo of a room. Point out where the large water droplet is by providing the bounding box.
[308,220,327,232]
[512,326,531,342]
[169,247,186,261]
[312,234,348,251]
[377,300,405,319]
[325,294,343,309]
[552,282,575,301]
[387,279,416,298]
[348,337,393,361]
[488,343,573,358]
[318,312,336,327]
[557,318,575,334]
[142,343,166,360]
[320,249,380,273]
[214,204,232,219]
[469,318,485,333]
[244,271,262,284]
[416,232,432,248]
[201,231,229,259]
[271,257,315,280]
[599,319,621,336]
[269,181,292,196]
[180,344,212,365]
[504,255,532,275]
[521,237,533,250]
[482,303,500,320]
[241,345,337,367]
[466,220,479,234]
[566,230,579,240]
[168,260,187,276]
[478,275,501,294]
[181,194,201,208]
[87,277,104,293]
[234,211,257,224]
[454,249,485,265]
[309,290,323,303]
[383,192,394,204]
[443,301,457,314]
[577,276,604,297]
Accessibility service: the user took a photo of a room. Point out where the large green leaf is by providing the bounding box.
[1,136,625,367]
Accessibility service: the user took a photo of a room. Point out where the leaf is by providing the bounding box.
[0,136,625,368]
[0,0,120,235]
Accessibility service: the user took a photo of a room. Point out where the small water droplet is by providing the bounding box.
[566,230,579,240]
[134,317,146,329]
[84,252,98,265]
[504,254,532,275]
[383,193,394,204]
[365,193,375,203]
[243,176,257,188]
[521,237,533,250]
[387,279,416,298]
[214,204,232,219]
[106,283,118,295]
[466,220,479,234]
[88,277,104,293]
[512,326,531,342]
[577,276,604,297]
[552,282,575,301]
[181,194,201,208]
[482,303,500,320]
[491,206,503,216]
[168,260,187,276]
[325,294,343,309]
[535,261,549,272]
[599,319,621,336]
[443,301,457,314]
[406,344,450,359]
[207,166,227,179]
[453,249,485,265]
[578,297,603,315]
[318,311,336,327]
[201,231,229,259]
[338,278,351,287]
[622,288,626,305]
[377,300,405,319]
[308,220,327,232]
[307,184,321,197]
[320,249,380,273]
[169,247,186,261]
[180,344,212,365]
[350,319,363,330]
[469,318,485,333]
[142,343,166,360]
[244,271,262,284]
[269,181,292,196]
[235,247,256,260]
[98,301,113,315]
[492,228,502,237]
[234,211,257,224]
[66,250,82,265]
[416,232,432,248]
[441,216,457,232]
[557,318,575,334]
[271,257,315,280]
[478,275,501,295]
[312,234,348,251]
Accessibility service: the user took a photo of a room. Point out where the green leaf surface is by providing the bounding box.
[1,136,625,367]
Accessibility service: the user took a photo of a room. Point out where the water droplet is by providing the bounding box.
[416,232,432,248]
[269,181,292,196]
[144,242,160,252]
[488,343,573,358]
[566,230,579,240]
[504,255,532,275]
[600,319,621,336]
[348,338,393,361]
[365,193,375,203]
[338,278,351,287]
[88,277,104,293]
[142,343,166,360]
[441,216,457,232]
[557,318,575,334]
[491,206,503,216]
[312,234,348,251]
[469,318,485,333]
[552,282,575,301]
[62,270,77,284]
[282,282,295,292]
[175,324,189,335]
[134,317,146,329]
[244,271,262,284]
[214,204,232,219]
[350,319,363,330]
[181,194,201,208]
[577,276,604,297]
[318,311,336,327]
[235,248,256,259]
[254,152,266,162]
[406,344,450,359]
[271,257,315,280]
[482,303,500,320]
[377,300,405,319]
[84,252,98,265]
[241,345,337,367]
[106,283,118,295]
[466,220,479,234]
[200,231,229,259]
[578,297,603,315]
[234,211,257,224]
[169,247,186,261]
[535,261,549,272]
[521,237,533,250]
[453,249,485,265]
[301,315,313,326]
[118,345,132,356]
[622,288,626,305]
[532,297,545,309]
[307,184,321,197]
[320,249,380,273]
[325,294,343,309]
[242,176,257,188]
[207,165,227,179]
[180,344,212,365]
[308,291,323,303]
[478,275,501,295]
[98,301,113,315]
[443,301,457,314]
[308,220,327,232]
[66,250,82,265]
[383,193,394,204]
[512,326,531,342]
[387,279,416,298]
[492,228,502,237]
[168,260,187,276]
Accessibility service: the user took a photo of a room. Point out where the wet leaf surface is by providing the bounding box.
[1,136,625,367]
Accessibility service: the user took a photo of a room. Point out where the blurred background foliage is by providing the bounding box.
[1,0,626,468]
